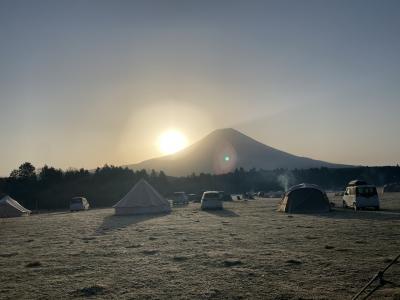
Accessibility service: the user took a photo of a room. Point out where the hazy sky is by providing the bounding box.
[1,0,400,176]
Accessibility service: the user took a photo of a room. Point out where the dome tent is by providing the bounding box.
[0,195,31,218]
[113,179,171,215]
[277,183,330,213]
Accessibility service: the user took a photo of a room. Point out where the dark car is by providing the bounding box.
[218,191,233,201]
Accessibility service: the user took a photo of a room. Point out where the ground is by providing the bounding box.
[0,193,400,300]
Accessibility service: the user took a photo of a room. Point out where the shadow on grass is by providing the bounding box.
[203,209,239,218]
[171,203,189,209]
[32,210,70,216]
[319,208,400,221]
[277,207,400,221]
[96,212,170,234]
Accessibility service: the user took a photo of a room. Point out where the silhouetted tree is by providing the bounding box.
[10,162,37,180]
[39,165,63,183]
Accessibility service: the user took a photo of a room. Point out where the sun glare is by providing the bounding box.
[158,130,188,155]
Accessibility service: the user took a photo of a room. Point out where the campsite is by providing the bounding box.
[1,192,399,299]
[2,1,400,299]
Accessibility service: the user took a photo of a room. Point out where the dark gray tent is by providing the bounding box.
[277,183,330,213]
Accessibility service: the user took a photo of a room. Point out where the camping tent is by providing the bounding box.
[277,183,330,213]
[0,195,31,218]
[383,183,400,193]
[113,179,171,215]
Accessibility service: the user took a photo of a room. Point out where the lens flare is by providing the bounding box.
[213,142,237,174]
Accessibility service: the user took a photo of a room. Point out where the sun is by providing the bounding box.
[158,129,188,155]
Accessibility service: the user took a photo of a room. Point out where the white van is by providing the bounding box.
[70,197,90,212]
[342,180,380,211]
[201,191,223,210]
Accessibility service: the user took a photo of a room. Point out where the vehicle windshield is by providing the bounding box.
[71,198,83,204]
[203,192,220,199]
[356,187,377,197]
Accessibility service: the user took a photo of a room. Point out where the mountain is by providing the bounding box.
[126,128,349,176]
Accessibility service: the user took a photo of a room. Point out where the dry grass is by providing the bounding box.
[0,193,400,299]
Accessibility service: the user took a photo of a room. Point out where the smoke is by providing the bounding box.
[277,172,295,191]
[278,175,289,191]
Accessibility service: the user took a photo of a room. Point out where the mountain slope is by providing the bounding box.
[126,128,348,176]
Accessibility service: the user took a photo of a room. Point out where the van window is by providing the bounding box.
[356,187,377,197]
[71,198,83,204]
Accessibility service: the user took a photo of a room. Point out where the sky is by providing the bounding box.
[1,0,400,176]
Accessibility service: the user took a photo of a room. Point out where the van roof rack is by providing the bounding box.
[348,179,368,186]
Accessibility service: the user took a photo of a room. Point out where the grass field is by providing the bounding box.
[1,193,399,299]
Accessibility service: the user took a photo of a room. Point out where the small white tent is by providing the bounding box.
[113,179,171,215]
[0,195,31,218]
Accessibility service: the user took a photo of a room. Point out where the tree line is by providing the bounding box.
[1,162,400,210]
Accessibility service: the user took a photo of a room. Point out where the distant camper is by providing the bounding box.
[70,197,90,212]
[201,191,223,210]
[172,192,189,205]
[342,180,380,211]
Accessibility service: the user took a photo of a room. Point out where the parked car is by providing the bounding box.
[70,197,90,212]
[342,180,380,211]
[187,193,199,202]
[265,191,284,198]
[171,192,189,206]
[201,191,223,210]
[242,192,255,200]
[218,191,233,201]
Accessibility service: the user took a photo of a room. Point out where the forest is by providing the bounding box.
[1,162,400,210]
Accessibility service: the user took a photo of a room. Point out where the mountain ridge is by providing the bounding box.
[125,128,350,176]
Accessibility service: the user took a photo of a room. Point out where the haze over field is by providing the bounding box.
[1,0,400,175]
